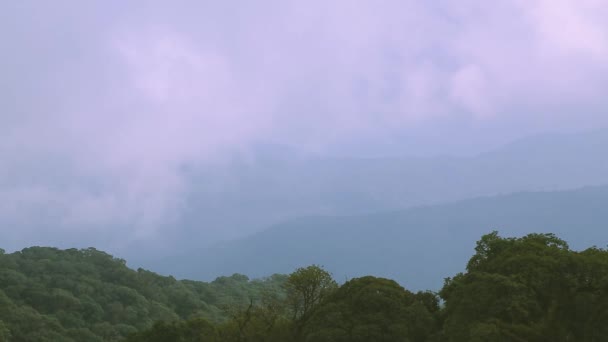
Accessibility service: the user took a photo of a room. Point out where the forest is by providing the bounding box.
[1,231,608,341]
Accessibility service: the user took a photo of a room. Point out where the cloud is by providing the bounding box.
[1,0,607,248]
[449,64,491,118]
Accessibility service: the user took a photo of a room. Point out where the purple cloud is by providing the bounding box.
[1,0,607,248]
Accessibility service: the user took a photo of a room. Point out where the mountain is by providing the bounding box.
[167,129,608,247]
[161,185,608,291]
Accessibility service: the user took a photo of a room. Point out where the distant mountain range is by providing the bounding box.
[171,128,608,247]
[159,185,608,291]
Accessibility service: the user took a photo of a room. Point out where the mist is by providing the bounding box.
[1,0,608,256]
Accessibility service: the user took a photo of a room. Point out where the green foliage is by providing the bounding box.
[0,320,11,342]
[440,232,608,342]
[124,318,219,342]
[2,231,608,341]
[301,276,439,342]
[215,296,291,342]
[0,247,285,341]
[284,265,337,321]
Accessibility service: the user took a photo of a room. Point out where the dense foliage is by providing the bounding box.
[0,247,285,341]
[1,231,608,341]
[440,232,608,341]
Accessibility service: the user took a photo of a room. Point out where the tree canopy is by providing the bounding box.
[0,247,285,341]
[1,231,608,341]
[440,232,608,341]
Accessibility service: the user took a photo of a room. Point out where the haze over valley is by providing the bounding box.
[2,1,608,341]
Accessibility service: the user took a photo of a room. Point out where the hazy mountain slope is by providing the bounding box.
[163,186,608,291]
[171,129,608,247]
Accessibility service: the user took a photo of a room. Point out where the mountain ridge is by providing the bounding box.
[156,185,608,291]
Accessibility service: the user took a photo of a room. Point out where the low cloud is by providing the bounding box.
[1,0,607,248]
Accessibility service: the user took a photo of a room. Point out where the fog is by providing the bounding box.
[1,0,607,258]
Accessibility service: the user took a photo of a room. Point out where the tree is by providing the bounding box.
[440,231,608,342]
[124,319,219,342]
[0,246,287,341]
[301,276,438,342]
[0,320,11,342]
[284,265,337,322]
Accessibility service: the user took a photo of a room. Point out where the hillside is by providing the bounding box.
[5,129,608,262]
[0,247,285,341]
[127,233,608,341]
[163,185,608,290]
[3,232,608,341]
[167,129,608,247]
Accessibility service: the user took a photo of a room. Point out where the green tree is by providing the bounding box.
[440,231,608,342]
[301,276,437,342]
[0,246,288,341]
[0,320,11,342]
[284,265,337,322]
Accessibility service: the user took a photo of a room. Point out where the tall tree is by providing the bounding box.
[440,231,608,342]
[284,265,337,322]
[301,276,438,342]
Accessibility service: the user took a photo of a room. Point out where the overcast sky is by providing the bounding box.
[1,0,607,250]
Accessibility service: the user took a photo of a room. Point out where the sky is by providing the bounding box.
[1,0,607,251]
